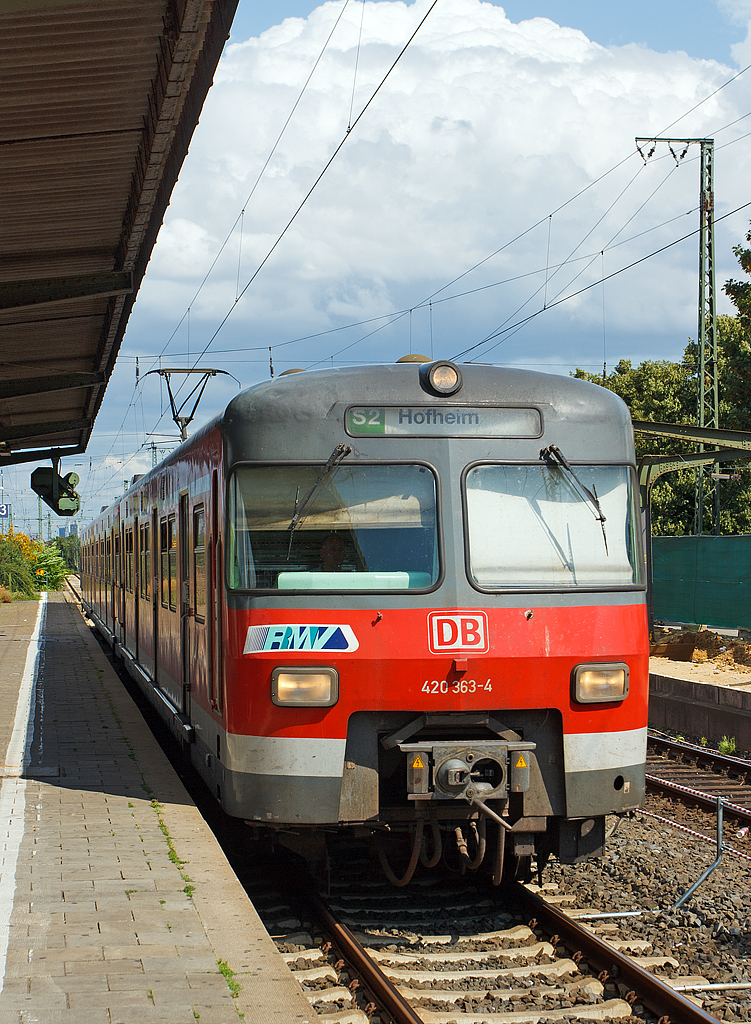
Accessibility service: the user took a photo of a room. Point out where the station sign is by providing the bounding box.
[346,405,541,438]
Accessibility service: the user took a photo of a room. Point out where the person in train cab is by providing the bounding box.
[318,532,346,571]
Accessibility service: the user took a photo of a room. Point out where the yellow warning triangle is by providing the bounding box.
[412,754,425,769]
[515,755,527,768]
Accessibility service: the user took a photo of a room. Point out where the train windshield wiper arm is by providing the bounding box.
[539,444,608,555]
[287,442,353,549]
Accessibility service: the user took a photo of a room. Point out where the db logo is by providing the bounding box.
[428,611,489,653]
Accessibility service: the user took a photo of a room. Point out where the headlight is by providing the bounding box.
[573,663,629,704]
[271,667,339,707]
[419,359,463,396]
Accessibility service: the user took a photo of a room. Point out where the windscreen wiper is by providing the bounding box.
[539,444,608,555]
[287,442,353,556]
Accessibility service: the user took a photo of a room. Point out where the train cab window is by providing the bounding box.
[194,507,206,622]
[464,463,642,589]
[228,464,438,591]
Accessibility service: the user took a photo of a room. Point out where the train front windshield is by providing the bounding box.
[465,464,642,589]
[228,464,438,590]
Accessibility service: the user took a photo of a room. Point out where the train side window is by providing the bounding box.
[194,507,206,623]
[140,523,151,600]
[168,513,177,611]
[160,518,169,607]
[125,529,134,593]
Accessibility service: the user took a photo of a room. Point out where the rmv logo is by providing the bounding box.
[428,611,489,653]
[244,624,359,654]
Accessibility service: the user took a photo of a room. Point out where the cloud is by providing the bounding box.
[132,0,751,378]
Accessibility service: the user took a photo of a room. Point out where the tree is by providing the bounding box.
[0,529,67,597]
[573,317,751,535]
[54,534,80,572]
[725,226,751,336]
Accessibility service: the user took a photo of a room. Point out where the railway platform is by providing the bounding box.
[0,589,315,1024]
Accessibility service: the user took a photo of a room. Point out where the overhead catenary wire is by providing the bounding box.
[185,0,440,372]
[139,41,751,390]
[88,1,360,488]
[143,0,354,376]
[82,33,751,504]
[451,198,751,362]
[313,117,751,370]
[119,203,701,363]
[127,0,437,468]
[348,0,367,131]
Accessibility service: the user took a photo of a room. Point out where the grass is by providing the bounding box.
[217,959,241,999]
[149,798,194,897]
[719,735,737,755]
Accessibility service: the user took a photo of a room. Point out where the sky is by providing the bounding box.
[5,0,751,534]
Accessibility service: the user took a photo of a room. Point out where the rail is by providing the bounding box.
[293,876,723,1024]
[514,884,721,1024]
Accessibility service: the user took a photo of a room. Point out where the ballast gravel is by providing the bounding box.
[544,793,751,1020]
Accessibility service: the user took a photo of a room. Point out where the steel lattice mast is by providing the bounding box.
[696,139,719,534]
[635,137,719,534]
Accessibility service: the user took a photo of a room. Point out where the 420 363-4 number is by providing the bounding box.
[421,679,493,695]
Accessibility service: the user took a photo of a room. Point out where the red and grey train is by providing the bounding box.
[81,360,648,882]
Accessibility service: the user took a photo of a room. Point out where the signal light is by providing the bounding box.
[30,467,80,516]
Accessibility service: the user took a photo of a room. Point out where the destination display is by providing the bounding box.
[346,405,541,437]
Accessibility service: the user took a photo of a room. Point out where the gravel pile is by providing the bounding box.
[654,627,751,672]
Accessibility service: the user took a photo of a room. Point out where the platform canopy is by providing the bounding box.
[0,0,239,467]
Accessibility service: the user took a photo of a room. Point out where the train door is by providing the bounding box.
[106,531,113,632]
[209,470,223,713]
[112,527,120,639]
[152,508,159,684]
[133,516,140,661]
[179,493,190,716]
[118,523,125,643]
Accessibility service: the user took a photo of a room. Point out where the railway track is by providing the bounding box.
[248,865,723,1024]
[647,734,751,825]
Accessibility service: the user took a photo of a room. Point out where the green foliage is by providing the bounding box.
[725,226,751,337]
[572,219,751,535]
[718,735,737,755]
[216,959,241,998]
[0,534,38,596]
[0,531,68,597]
[33,544,68,590]
[53,535,80,572]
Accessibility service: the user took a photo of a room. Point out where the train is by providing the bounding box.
[81,358,648,884]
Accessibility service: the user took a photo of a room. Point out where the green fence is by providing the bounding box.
[652,534,751,629]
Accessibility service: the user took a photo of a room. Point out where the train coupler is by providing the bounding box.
[400,739,536,802]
